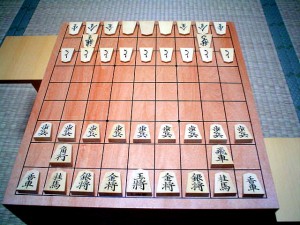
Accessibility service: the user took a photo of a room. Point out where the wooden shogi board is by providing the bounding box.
[3,21,278,210]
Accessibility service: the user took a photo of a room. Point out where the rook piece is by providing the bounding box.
[200,47,213,62]
[122,21,136,34]
[159,48,173,62]
[119,47,133,62]
[71,170,94,195]
[86,21,100,34]
[139,21,155,35]
[186,171,209,196]
[108,123,126,143]
[82,123,100,142]
[133,124,151,143]
[99,171,122,196]
[211,145,234,168]
[180,48,194,62]
[80,47,94,62]
[197,33,212,48]
[49,144,72,166]
[100,48,113,62]
[214,172,236,196]
[17,170,39,193]
[33,122,52,141]
[104,21,118,35]
[127,169,152,196]
[158,21,173,35]
[184,124,202,143]
[44,170,67,194]
[196,21,210,34]
[157,171,180,196]
[139,47,153,62]
[177,21,191,35]
[234,124,253,143]
[69,22,82,35]
[220,48,234,63]
[61,48,74,63]
[214,22,226,35]
[243,173,265,197]
[209,124,227,143]
[82,34,98,48]
[58,123,76,142]
[158,124,176,143]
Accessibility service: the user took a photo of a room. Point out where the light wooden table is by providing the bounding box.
[1,36,299,222]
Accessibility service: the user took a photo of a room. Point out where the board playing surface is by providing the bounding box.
[3,21,278,209]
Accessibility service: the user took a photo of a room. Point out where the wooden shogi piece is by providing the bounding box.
[33,122,52,141]
[104,21,118,35]
[139,21,154,35]
[214,172,236,196]
[82,34,98,48]
[243,173,265,197]
[186,171,209,197]
[126,169,152,196]
[158,21,173,35]
[184,123,202,143]
[57,122,76,142]
[195,21,209,34]
[85,21,100,34]
[70,170,94,195]
[44,170,67,194]
[234,124,253,143]
[49,143,72,166]
[156,171,180,196]
[197,33,212,48]
[133,124,151,143]
[220,48,234,63]
[61,48,74,62]
[158,124,176,143]
[209,124,227,143]
[211,145,234,168]
[213,22,227,35]
[177,21,191,35]
[98,171,122,196]
[69,22,82,35]
[16,170,40,193]
[82,123,100,142]
[108,123,126,143]
[122,21,136,34]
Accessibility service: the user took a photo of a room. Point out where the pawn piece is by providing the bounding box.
[99,171,122,196]
[49,144,72,167]
[16,170,40,193]
[69,22,82,35]
[104,21,118,35]
[220,48,234,63]
[108,123,126,143]
[211,145,234,168]
[156,171,180,196]
[200,47,213,62]
[122,21,136,35]
[186,171,209,196]
[177,21,191,35]
[158,124,176,143]
[127,169,152,196]
[209,124,227,143]
[243,173,265,197]
[214,171,236,196]
[139,21,155,35]
[180,48,194,62]
[158,21,173,35]
[82,123,100,142]
[214,22,226,35]
[133,124,151,143]
[234,124,253,143]
[196,21,210,34]
[33,122,52,141]
[100,48,113,62]
[159,48,173,62]
[82,34,98,48]
[80,47,94,62]
[184,124,202,143]
[197,33,212,48]
[61,48,74,63]
[139,47,153,62]
[119,47,133,62]
[86,21,100,34]
[58,123,76,142]
[70,170,94,195]
[44,170,67,194]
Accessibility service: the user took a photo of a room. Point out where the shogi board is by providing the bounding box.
[3,21,278,210]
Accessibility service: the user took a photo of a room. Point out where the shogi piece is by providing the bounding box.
[127,169,152,196]
[158,21,173,35]
[209,124,227,143]
[200,47,213,62]
[214,172,236,196]
[85,21,100,34]
[81,47,94,62]
[196,21,209,34]
[69,22,82,35]
[234,124,253,143]
[49,143,72,166]
[184,124,202,143]
[108,123,126,143]
[104,21,118,35]
[100,48,114,62]
[16,170,39,193]
[214,22,227,35]
[58,123,76,142]
[159,48,173,62]
[120,47,133,62]
[158,124,176,143]
[139,21,154,35]
[82,34,98,48]
[220,48,234,63]
[139,47,153,62]
[33,122,52,141]
[180,48,194,62]
[211,145,234,168]
[133,124,151,143]
[186,171,209,197]
[197,33,212,48]
[44,170,67,194]
[177,21,191,35]
[82,123,100,142]
[99,171,122,196]
[70,170,94,195]
[61,48,74,63]
[122,21,136,34]
[156,171,180,196]
[243,173,265,197]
